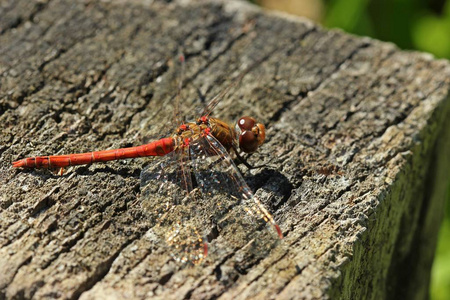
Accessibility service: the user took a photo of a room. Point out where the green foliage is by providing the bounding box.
[324,0,374,36]
[412,11,450,58]
[323,0,450,59]
[431,187,450,300]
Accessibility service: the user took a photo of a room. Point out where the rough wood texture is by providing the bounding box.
[1,0,449,299]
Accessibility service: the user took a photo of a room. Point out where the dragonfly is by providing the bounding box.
[12,52,283,264]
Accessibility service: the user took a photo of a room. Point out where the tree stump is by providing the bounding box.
[1,0,449,299]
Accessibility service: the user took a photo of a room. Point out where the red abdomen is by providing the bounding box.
[12,138,175,169]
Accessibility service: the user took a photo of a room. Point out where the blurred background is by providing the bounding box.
[249,0,450,299]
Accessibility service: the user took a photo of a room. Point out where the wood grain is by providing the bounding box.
[0,0,449,299]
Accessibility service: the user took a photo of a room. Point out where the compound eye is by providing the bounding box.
[237,116,256,131]
[239,130,259,153]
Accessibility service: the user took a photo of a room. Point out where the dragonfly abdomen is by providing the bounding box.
[12,138,175,169]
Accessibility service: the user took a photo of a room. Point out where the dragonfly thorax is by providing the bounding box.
[174,116,265,155]
[175,118,236,152]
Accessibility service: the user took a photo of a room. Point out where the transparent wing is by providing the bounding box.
[188,134,282,263]
[173,52,186,127]
[140,147,207,265]
[139,54,184,144]
[140,134,282,265]
[201,46,279,117]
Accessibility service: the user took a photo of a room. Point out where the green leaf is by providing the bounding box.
[412,14,450,58]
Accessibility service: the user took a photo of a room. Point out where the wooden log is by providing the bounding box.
[1,0,449,299]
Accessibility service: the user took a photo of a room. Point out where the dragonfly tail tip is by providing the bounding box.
[12,160,24,168]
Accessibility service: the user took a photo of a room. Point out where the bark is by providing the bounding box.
[0,0,449,299]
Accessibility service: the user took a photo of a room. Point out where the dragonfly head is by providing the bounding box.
[236,116,266,153]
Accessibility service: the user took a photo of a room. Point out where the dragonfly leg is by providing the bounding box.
[48,167,65,176]
[233,147,266,170]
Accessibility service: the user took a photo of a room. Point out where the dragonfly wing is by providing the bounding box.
[200,47,280,117]
[140,133,282,265]
[140,147,207,265]
[188,134,282,261]
[173,52,186,127]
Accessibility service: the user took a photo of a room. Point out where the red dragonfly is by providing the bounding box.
[12,54,283,264]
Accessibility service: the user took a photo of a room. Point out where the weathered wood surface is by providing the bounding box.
[0,0,449,299]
